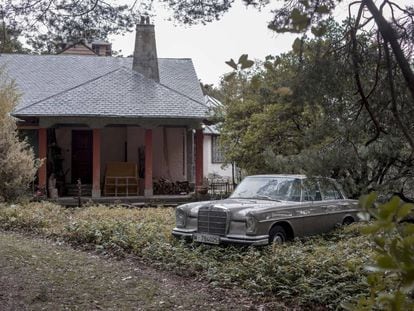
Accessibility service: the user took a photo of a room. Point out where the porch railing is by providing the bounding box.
[207,178,236,197]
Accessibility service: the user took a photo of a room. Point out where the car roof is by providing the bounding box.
[247,174,307,179]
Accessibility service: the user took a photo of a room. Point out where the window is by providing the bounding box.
[211,135,225,163]
[319,179,343,200]
[92,44,100,55]
[230,177,301,202]
[303,178,322,201]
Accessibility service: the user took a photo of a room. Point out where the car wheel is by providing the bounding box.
[269,225,287,244]
[342,217,354,226]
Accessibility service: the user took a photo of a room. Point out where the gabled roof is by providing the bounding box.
[204,124,220,135]
[204,95,222,110]
[203,95,223,134]
[59,41,97,56]
[0,54,206,119]
[14,67,207,118]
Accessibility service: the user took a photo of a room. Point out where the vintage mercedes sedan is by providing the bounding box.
[172,175,360,246]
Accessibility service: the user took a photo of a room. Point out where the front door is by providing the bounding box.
[71,130,93,184]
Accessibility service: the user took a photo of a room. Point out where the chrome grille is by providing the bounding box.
[198,207,227,236]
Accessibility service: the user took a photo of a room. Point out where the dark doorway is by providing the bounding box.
[71,130,93,184]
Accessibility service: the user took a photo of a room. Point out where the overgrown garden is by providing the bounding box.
[0,1,413,309]
[0,202,373,309]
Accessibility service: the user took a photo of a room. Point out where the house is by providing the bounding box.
[202,95,232,179]
[59,39,112,56]
[1,18,207,198]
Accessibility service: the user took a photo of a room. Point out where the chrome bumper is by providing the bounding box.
[172,228,269,246]
[172,228,196,239]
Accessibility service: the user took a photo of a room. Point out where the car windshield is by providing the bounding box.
[230,176,301,202]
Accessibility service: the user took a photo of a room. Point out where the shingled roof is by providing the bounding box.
[0,54,206,119]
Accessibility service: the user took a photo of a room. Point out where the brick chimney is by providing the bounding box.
[132,16,159,82]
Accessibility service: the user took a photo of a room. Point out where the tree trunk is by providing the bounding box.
[364,0,414,103]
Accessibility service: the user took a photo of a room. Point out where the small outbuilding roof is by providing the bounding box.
[204,124,221,135]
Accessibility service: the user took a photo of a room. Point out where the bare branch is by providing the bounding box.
[383,39,414,150]
[349,1,384,145]
[364,0,414,104]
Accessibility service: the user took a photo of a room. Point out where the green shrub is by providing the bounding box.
[350,194,414,310]
[0,202,68,234]
[0,202,375,309]
[0,71,40,202]
[64,207,174,253]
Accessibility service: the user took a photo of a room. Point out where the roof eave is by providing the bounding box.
[12,113,206,120]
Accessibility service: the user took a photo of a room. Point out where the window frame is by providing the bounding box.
[211,134,225,163]
[319,179,344,200]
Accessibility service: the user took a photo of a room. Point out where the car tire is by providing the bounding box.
[342,217,354,226]
[269,225,287,244]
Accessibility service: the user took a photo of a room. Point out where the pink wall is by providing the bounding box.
[126,127,145,168]
[151,127,187,181]
[112,126,187,182]
[101,127,127,182]
[55,126,188,185]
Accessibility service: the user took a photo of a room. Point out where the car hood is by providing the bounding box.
[180,198,300,220]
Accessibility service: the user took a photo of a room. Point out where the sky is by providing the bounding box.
[110,0,411,86]
[110,2,297,86]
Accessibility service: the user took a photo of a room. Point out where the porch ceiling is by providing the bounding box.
[36,116,204,129]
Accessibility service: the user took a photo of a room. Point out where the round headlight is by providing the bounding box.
[245,214,257,234]
[176,207,187,228]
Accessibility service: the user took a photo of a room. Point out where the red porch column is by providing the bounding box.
[195,129,204,191]
[92,129,101,198]
[38,128,47,193]
[144,129,153,196]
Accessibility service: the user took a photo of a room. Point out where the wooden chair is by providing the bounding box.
[103,162,139,196]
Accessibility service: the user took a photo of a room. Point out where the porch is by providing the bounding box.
[20,117,205,198]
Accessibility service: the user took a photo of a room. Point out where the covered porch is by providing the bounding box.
[21,116,205,198]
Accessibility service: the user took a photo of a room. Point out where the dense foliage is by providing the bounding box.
[351,194,414,310]
[0,0,137,53]
[158,1,414,102]
[212,20,414,199]
[0,202,376,309]
[0,26,29,53]
[0,72,39,202]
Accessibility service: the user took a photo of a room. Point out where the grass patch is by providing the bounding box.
[1,232,254,310]
[0,202,375,309]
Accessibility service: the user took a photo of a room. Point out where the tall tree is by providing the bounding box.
[216,20,414,198]
[0,25,28,53]
[0,0,139,53]
[162,0,414,148]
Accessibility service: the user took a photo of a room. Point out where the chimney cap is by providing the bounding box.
[139,15,151,25]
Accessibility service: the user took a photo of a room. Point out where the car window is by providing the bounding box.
[256,178,298,201]
[230,177,301,201]
[303,179,322,201]
[319,179,343,200]
[288,179,301,202]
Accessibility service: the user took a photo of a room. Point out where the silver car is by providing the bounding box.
[172,175,360,246]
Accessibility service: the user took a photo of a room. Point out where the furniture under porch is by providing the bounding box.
[34,123,205,198]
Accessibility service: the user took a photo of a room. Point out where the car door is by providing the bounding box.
[319,179,352,229]
[292,178,330,236]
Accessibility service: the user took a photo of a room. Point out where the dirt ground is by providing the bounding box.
[0,231,286,310]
